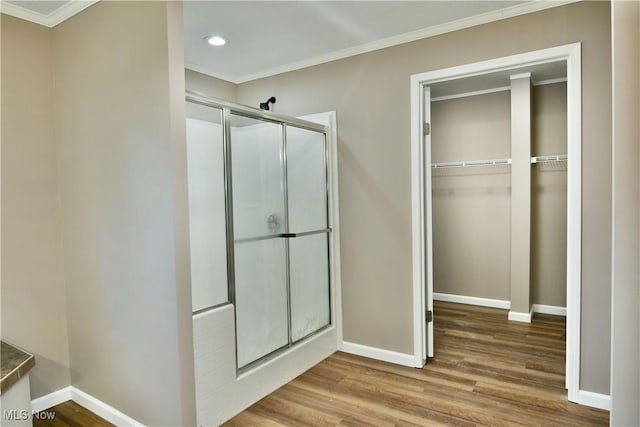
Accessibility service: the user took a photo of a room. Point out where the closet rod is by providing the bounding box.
[431,158,512,169]
[531,154,568,164]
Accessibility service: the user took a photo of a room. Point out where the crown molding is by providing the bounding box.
[184,62,242,85]
[0,1,99,28]
[188,0,579,84]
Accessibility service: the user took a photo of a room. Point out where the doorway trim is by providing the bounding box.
[410,43,582,402]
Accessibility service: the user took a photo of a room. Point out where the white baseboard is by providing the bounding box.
[341,341,415,368]
[31,386,144,426]
[532,304,567,316]
[31,387,72,412]
[508,307,533,323]
[433,293,511,309]
[434,294,567,318]
[576,389,611,411]
[71,387,144,426]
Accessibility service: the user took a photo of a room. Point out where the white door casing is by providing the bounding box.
[410,43,582,403]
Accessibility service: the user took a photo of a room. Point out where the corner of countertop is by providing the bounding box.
[1,340,36,394]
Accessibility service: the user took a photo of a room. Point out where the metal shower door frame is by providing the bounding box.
[185,93,332,373]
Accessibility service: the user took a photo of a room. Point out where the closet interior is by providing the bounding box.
[430,62,568,318]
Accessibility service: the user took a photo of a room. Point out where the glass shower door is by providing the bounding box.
[230,114,289,369]
[286,126,331,342]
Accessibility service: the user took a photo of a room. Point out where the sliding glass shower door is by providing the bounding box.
[230,113,331,370]
[231,115,289,368]
[286,126,330,342]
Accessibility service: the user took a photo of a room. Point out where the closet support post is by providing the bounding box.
[509,73,533,323]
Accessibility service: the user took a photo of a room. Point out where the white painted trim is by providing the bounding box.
[576,390,612,411]
[510,72,532,80]
[31,386,144,426]
[564,42,582,401]
[431,86,511,102]
[431,73,567,102]
[508,308,534,323]
[424,88,434,361]
[410,75,427,368]
[0,1,99,28]
[532,304,567,316]
[410,42,582,403]
[433,293,567,316]
[30,387,72,413]
[533,77,568,86]
[434,293,511,310]
[431,77,566,103]
[189,1,578,84]
[70,387,145,427]
[341,341,416,368]
[299,111,342,347]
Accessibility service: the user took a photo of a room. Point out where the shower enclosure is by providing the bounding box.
[186,94,332,371]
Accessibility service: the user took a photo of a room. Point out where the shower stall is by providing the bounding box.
[186,93,338,423]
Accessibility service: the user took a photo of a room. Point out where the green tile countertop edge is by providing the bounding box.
[0,341,35,394]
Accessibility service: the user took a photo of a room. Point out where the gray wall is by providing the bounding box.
[532,83,567,307]
[610,0,640,424]
[431,83,567,309]
[431,91,512,301]
[1,14,71,398]
[51,2,196,425]
[235,1,612,394]
[185,69,237,102]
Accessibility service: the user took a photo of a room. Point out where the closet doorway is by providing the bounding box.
[410,43,582,403]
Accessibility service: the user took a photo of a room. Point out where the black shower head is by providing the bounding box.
[259,96,277,111]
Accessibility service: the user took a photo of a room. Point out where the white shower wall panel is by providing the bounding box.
[193,304,337,425]
[186,118,228,311]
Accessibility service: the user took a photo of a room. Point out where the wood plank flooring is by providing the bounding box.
[224,301,609,426]
[32,400,114,427]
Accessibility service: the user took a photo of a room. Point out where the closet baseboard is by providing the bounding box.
[508,308,533,323]
[575,390,611,411]
[433,293,510,309]
[532,304,567,316]
[434,293,567,318]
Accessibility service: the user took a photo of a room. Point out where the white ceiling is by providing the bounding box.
[2,0,574,85]
[182,1,573,83]
[1,0,97,27]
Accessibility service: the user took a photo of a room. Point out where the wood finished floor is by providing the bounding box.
[224,301,609,426]
[32,400,114,427]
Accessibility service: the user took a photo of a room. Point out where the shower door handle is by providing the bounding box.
[280,228,332,239]
[234,228,331,244]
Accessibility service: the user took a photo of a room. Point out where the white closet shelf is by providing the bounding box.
[432,154,567,169]
[431,158,511,169]
[531,154,568,163]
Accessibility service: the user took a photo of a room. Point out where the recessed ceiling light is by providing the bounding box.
[206,35,227,47]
